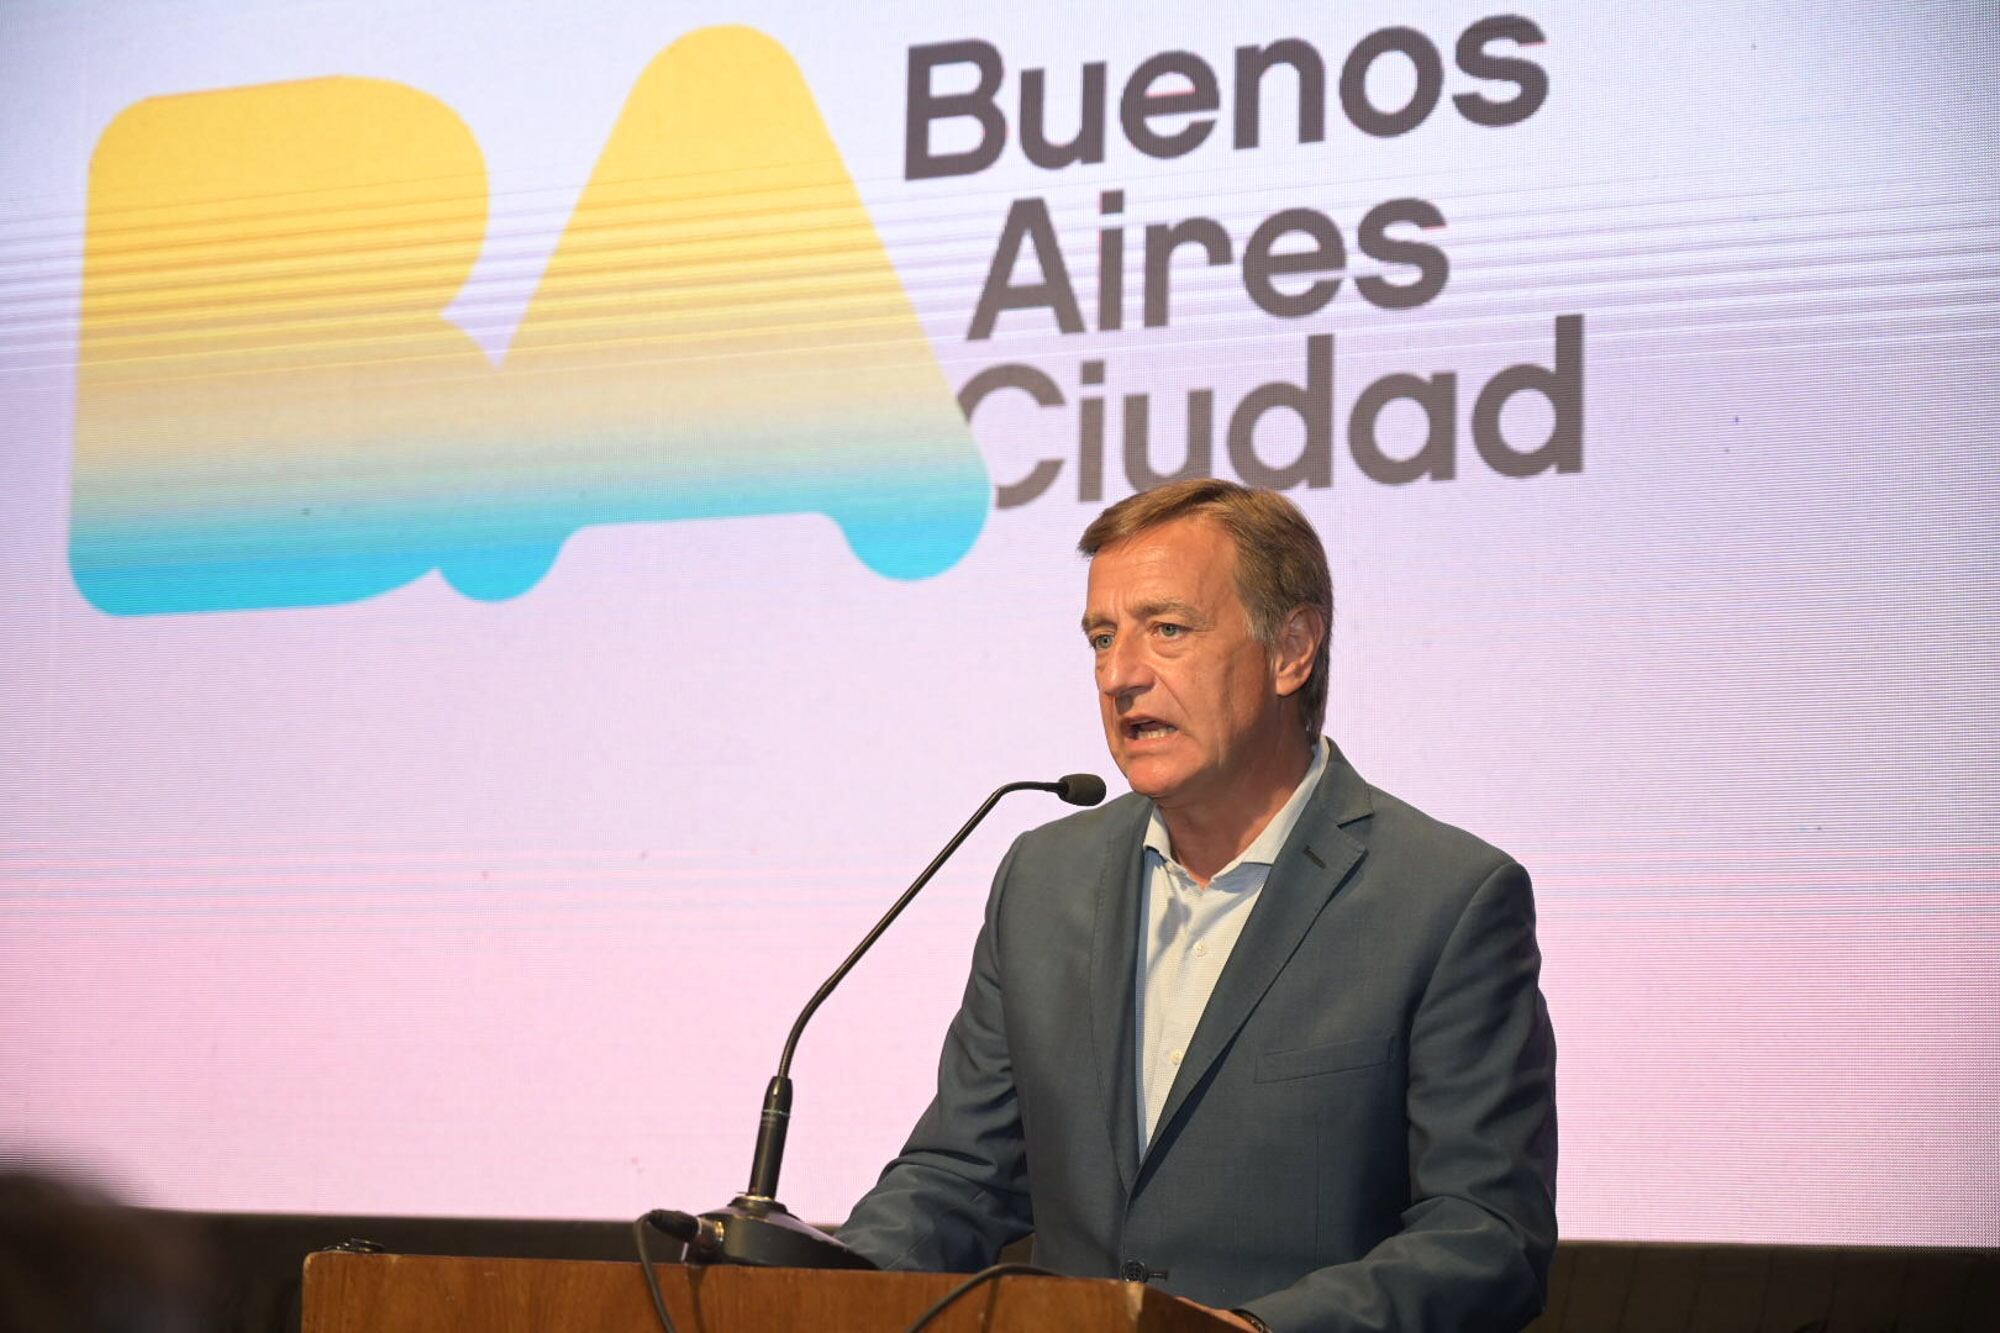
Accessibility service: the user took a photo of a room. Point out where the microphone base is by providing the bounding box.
[686,1195,878,1270]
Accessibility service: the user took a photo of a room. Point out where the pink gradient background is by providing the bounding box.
[2,1,1996,1246]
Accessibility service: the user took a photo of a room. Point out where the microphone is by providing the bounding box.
[654,774,1106,1270]
[1053,772,1107,806]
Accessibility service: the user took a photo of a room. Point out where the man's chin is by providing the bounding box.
[1113,753,1186,802]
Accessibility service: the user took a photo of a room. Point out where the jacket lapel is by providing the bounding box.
[1089,797,1151,1196]
[1137,742,1374,1180]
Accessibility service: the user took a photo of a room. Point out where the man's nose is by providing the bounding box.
[1098,631,1151,696]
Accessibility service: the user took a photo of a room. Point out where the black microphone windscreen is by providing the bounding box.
[1056,773,1107,807]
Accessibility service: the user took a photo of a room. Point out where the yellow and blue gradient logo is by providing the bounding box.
[71,27,988,615]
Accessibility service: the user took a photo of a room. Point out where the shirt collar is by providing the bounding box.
[1143,736,1330,885]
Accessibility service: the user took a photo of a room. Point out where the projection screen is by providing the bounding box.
[2,0,1995,1248]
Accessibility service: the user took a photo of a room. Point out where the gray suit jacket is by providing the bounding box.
[840,743,1558,1332]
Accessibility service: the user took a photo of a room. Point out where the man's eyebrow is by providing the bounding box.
[1079,600,1206,634]
[1138,599,1204,623]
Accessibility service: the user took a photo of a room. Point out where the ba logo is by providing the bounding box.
[71,26,989,615]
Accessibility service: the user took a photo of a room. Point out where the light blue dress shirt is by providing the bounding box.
[1136,736,1330,1151]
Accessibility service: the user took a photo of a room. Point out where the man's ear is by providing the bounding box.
[1271,605,1323,699]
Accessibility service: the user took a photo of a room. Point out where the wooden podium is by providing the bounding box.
[302,1251,1233,1332]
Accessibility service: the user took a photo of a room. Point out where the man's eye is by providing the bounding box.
[1157,623,1184,638]
[1089,632,1113,651]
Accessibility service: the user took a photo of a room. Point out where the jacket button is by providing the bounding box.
[1121,1260,1147,1281]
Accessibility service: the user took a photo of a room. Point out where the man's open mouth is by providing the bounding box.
[1125,720,1177,741]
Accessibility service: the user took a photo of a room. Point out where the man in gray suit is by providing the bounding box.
[841,480,1557,1332]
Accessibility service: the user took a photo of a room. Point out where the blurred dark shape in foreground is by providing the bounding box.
[0,1164,213,1333]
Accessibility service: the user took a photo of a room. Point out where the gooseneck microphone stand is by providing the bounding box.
[644,773,1106,1269]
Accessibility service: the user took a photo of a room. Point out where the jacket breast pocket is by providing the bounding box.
[1254,1035,1397,1083]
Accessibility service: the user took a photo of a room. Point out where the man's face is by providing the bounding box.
[1083,516,1292,812]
